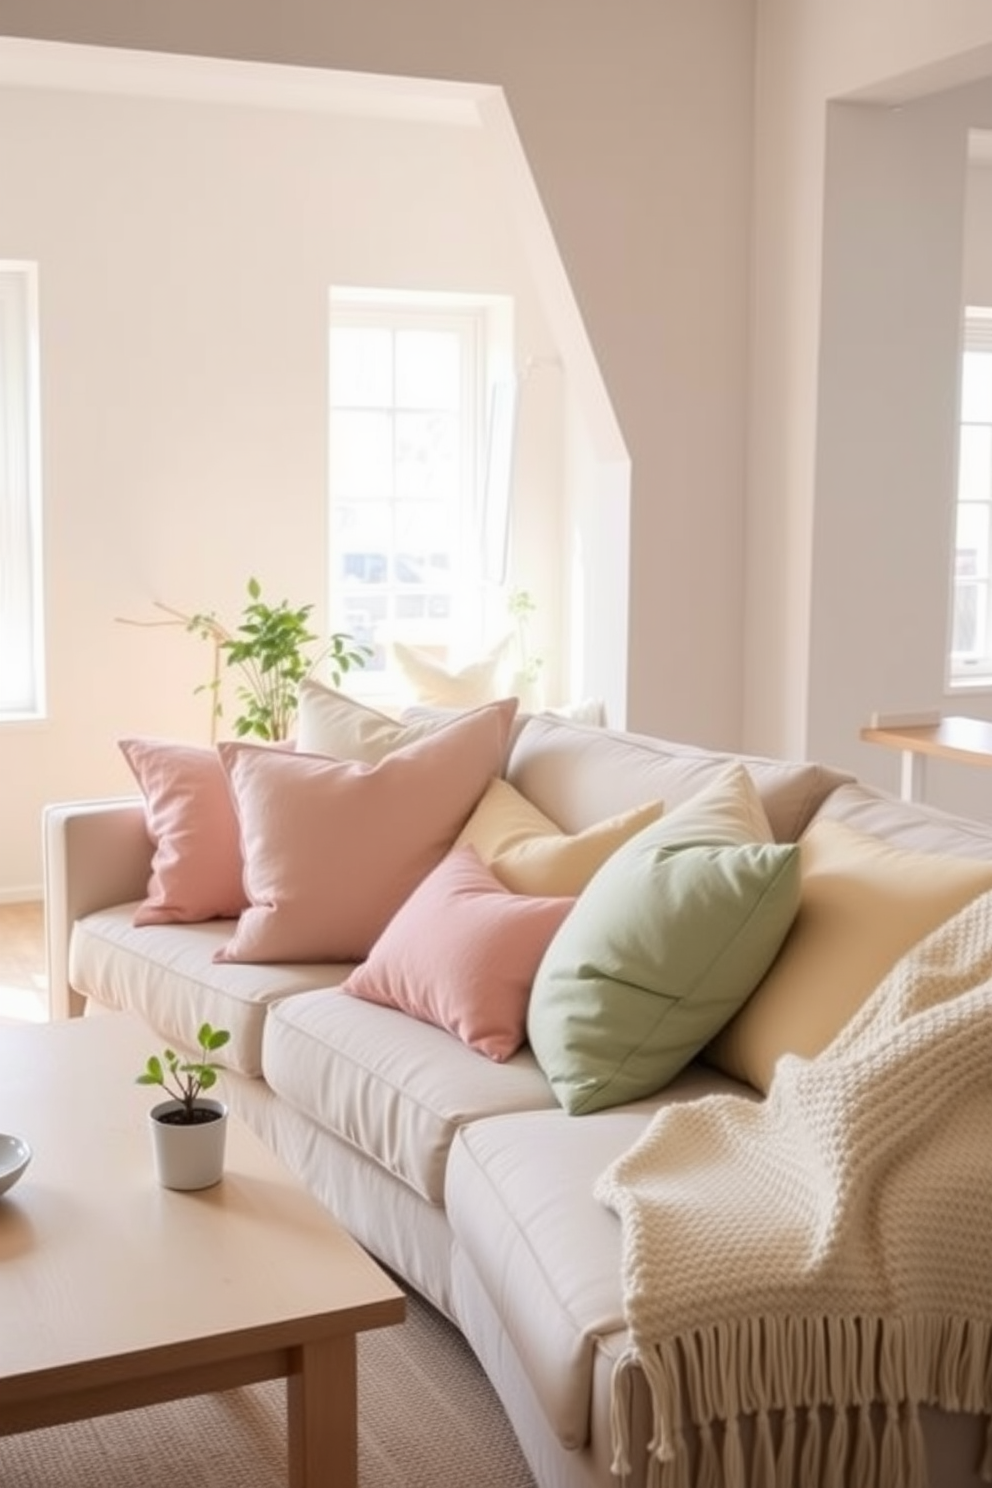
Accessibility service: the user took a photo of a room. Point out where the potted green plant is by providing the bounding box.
[186,577,372,741]
[507,586,545,711]
[118,577,372,742]
[137,1023,232,1190]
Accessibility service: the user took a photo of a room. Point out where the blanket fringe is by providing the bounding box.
[610,1314,992,1488]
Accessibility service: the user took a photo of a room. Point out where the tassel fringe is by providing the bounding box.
[608,1313,992,1487]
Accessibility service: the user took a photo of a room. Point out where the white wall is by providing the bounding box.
[809,88,975,785]
[748,0,992,820]
[0,81,562,896]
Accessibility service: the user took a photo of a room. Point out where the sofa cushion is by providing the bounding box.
[261,989,557,1205]
[341,846,574,1062]
[454,777,663,895]
[69,906,351,1076]
[812,778,992,860]
[117,736,249,925]
[528,765,801,1114]
[706,816,992,1093]
[445,1062,751,1450]
[215,697,517,964]
[506,713,853,842]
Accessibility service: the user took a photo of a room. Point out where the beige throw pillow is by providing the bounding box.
[706,817,992,1093]
[455,777,663,896]
[296,681,508,764]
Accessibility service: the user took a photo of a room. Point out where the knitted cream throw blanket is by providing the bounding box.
[595,886,992,1488]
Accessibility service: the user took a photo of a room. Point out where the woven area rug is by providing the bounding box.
[0,1290,537,1488]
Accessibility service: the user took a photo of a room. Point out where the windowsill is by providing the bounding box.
[0,714,50,732]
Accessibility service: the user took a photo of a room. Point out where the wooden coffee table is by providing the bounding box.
[0,1013,405,1486]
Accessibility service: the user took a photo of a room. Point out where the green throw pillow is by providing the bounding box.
[527,815,801,1114]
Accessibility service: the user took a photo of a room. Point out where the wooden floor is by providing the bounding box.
[0,901,48,1022]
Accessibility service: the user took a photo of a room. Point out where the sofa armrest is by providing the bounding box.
[42,797,151,1021]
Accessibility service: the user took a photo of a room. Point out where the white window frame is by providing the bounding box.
[0,263,45,720]
[328,288,513,702]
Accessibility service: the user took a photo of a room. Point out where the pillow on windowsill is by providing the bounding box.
[455,777,663,896]
[118,736,249,926]
[341,845,574,1061]
[392,635,513,709]
[214,697,518,964]
[527,764,801,1114]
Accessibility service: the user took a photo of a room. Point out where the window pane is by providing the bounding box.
[961,350,992,423]
[0,265,43,717]
[331,327,392,407]
[958,425,992,504]
[395,410,460,501]
[329,299,493,695]
[956,504,990,581]
[953,578,987,656]
[330,410,393,501]
[395,330,460,409]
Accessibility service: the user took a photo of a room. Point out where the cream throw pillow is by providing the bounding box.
[706,817,992,1093]
[455,777,664,896]
[393,636,512,708]
[294,680,494,763]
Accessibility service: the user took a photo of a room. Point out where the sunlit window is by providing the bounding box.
[0,264,44,720]
[329,291,511,700]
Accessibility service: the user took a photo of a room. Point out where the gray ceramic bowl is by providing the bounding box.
[0,1133,31,1196]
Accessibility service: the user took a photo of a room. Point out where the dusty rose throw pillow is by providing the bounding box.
[118,736,247,925]
[215,698,518,964]
[342,846,575,1060]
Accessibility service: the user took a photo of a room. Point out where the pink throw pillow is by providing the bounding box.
[118,737,247,925]
[215,698,518,964]
[342,846,575,1061]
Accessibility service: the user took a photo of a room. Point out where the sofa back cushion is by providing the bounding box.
[506,714,852,843]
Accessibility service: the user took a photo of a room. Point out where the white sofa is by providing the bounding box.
[43,710,992,1488]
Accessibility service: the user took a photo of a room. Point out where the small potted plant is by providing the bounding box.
[137,1022,232,1190]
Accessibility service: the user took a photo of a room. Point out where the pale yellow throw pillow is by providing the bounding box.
[706,817,992,1093]
[393,636,512,708]
[455,777,664,896]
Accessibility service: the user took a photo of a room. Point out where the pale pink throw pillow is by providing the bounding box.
[118,736,247,925]
[342,846,575,1060]
[215,698,518,964]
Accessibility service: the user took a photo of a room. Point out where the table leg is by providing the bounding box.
[287,1334,358,1488]
[900,749,926,802]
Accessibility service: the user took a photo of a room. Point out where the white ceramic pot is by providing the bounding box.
[148,1098,228,1191]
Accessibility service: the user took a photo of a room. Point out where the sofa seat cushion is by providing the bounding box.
[261,988,556,1205]
[69,905,352,1076]
[507,714,853,843]
[445,1062,752,1450]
